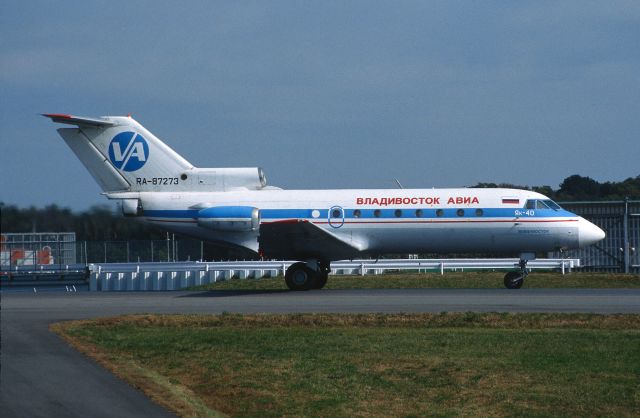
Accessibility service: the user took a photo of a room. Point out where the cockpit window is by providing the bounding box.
[525,199,562,210]
[543,199,561,210]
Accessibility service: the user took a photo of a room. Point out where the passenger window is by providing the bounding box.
[457,209,465,217]
[332,209,341,218]
[436,209,444,217]
[394,209,402,217]
[353,209,361,218]
[374,209,381,218]
[475,208,483,216]
[415,209,423,217]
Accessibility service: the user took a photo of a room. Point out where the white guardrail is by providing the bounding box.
[87,258,580,292]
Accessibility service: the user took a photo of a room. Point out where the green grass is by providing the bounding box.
[188,271,640,291]
[53,313,640,417]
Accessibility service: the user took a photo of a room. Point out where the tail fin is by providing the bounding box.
[43,114,193,193]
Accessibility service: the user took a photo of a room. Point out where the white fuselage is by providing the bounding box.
[136,187,602,257]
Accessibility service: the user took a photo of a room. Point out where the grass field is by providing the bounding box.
[53,313,640,418]
[190,271,640,291]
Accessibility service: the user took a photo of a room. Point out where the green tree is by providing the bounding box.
[470,174,640,201]
[557,175,601,200]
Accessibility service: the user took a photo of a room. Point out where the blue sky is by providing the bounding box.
[1,1,639,210]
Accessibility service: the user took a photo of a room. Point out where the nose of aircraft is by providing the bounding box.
[578,217,606,247]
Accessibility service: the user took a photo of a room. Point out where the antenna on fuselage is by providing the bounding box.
[394,178,404,189]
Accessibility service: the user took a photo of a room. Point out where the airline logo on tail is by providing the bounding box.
[108,132,149,171]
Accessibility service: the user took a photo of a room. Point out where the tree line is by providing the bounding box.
[1,174,639,241]
[0,204,166,241]
[472,174,640,202]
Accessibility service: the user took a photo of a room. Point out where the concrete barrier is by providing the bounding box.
[87,258,581,291]
[152,271,164,291]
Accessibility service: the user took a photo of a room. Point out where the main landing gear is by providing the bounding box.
[285,260,330,291]
[503,253,535,289]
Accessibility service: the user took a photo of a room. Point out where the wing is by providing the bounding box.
[259,220,364,261]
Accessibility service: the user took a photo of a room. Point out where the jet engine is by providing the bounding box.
[197,206,260,232]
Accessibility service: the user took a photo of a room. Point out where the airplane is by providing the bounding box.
[43,113,606,290]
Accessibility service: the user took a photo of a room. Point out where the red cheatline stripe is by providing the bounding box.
[259,219,579,225]
[313,219,578,224]
[149,218,579,225]
[265,219,305,224]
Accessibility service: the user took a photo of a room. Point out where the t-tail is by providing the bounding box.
[43,114,268,195]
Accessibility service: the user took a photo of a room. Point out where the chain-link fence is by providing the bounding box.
[79,238,207,264]
[1,233,220,267]
[551,199,639,273]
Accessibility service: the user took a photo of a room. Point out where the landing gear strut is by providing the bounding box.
[503,255,533,289]
[285,260,330,291]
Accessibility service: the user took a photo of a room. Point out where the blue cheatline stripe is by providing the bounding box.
[144,207,577,220]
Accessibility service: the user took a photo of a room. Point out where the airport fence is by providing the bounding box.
[552,199,640,273]
[77,238,208,264]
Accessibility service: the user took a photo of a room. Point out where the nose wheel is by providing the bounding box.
[503,258,530,289]
[504,271,525,289]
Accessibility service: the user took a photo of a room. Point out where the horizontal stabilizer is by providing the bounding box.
[259,220,363,261]
[42,113,116,127]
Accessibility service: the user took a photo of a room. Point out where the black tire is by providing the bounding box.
[313,270,328,289]
[285,262,317,291]
[504,271,524,289]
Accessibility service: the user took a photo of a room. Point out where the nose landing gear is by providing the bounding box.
[503,255,533,289]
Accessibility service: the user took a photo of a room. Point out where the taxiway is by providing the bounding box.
[2,288,639,417]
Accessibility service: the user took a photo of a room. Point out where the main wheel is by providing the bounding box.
[504,271,524,289]
[285,262,317,291]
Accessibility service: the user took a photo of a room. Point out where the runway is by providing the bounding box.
[2,288,640,417]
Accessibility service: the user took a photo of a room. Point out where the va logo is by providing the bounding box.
[108,131,149,172]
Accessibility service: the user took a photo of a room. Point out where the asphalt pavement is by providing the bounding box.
[2,288,640,417]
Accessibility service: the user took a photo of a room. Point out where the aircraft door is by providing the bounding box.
[328,205,345,228]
